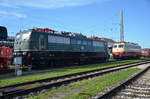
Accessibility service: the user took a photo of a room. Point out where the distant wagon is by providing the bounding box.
[14,28,109,68]
[112,42,141,59]
[141,48,150,57]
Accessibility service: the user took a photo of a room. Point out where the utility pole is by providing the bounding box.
[120,10,124,42]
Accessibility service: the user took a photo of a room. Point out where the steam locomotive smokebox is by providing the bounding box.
[0,26,8,39]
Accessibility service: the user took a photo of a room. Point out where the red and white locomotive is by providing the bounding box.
[112,42,141,59]
[141,48,150,57]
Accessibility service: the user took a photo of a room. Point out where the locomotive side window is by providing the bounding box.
[93,41,104,47]
[48,35,70,44]
[71,39,77,44]
[87,41,92,46]
[83,41,87,45]
[77,40,81,44]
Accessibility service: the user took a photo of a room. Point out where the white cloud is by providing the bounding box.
[0,10,27,18]
[0,0,109,9]
[12,12,27,18]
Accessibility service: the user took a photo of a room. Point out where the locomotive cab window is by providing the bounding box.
[22,32,31,40]
[119,45,124,48]
[113,45,117,48]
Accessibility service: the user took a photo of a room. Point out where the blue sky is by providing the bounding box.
[0,0,150,48]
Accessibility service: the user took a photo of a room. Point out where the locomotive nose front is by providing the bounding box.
[14,30,31,52]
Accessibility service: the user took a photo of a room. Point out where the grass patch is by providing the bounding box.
[28,68,141,99]
[0,69,64,80]
[141,57,150,61]
[0,59,143,87]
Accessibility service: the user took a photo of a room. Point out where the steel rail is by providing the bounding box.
[95,63,150,99]
[0,61,149,98]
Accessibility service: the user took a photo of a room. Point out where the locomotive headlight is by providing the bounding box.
[23,52,27,55]
[13,52,17,56]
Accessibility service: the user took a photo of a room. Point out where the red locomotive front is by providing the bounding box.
[0,47,13,69]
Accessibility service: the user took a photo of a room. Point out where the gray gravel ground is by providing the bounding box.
[111,64,150,99]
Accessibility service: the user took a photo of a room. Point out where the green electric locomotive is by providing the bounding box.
[14,28,109,67]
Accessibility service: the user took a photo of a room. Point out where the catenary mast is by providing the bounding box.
[120,10,124,42]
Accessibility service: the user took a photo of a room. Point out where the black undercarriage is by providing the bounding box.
[16,51,109,68]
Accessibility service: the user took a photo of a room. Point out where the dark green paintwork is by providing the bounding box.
[14,30,108,53]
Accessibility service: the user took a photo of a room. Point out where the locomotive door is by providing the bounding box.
[39,35,47,50]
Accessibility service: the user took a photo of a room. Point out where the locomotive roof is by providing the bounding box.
[17,29,107,43]
[114,42,139,46]
[142,48,150,51]
[0,26,7,28]
[31,28,87,38]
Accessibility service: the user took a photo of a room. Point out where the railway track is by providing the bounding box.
[0,61,150,99]
[95,62,150,99]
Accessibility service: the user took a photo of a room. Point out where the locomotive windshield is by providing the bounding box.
[113,45,117,48]
[22,32,31,40]
[0,26,8,39]
[16,31,31,41]
[113,44,124,48]
[16,34,21,39]
[118,45,124,48]
[14,31,32,51]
